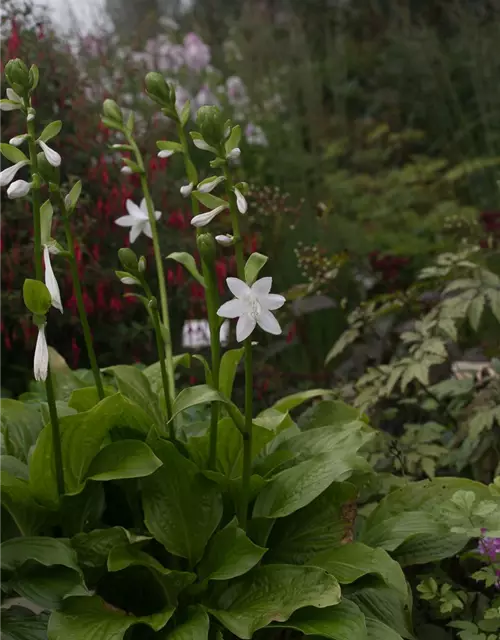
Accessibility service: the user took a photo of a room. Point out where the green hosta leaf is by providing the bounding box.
[47,595,175,639]
[209,564,341,639]
[68,386,116,412]
[1,455,29,480]
[0,142,29,163]
[219,347,245,399]
[392,532,470,567]
[311,543,407,596]
[1,399,43,462]
[365,617,404,640]
[265,482,357,564]
[59,483,105,537]
[85,440,162,482]
[143,354,191,396]
[198,518,267,581]
[39,120,62,142]
[166,252,205,287]
[141,439,222,565]
[71,527,150,568]
[9,565,89,610]
[273,600,367,640]
[348,583,413,640]
[104,366,163,428]
[244,253,268,285]
[29,394,154,507]
[1,472,48,536]
[170,385,245,430]
[165,605,209,640]
[1,606,49,640]
[2,536,81,574]
[272,388,333,413]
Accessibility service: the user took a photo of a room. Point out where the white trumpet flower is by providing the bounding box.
[191,204,228,228]
[215,234,234,246]
[7,179,32,199]
[0,160,29,187]
[34,325,49,381]
[180,182,194,197]
[217,276,286,342]
[198,176,225,193]
[44,246,63,313]
[0,88,23,111]
[37,140,61,167]
[234,187,247,214]
[115,198,162,244]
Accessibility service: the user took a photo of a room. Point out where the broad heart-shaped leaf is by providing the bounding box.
[9,565,89,610]
[1,399,43,462]
[71,527,150,568]
[197,518,267,581]
[272,600,367,640]
[1,455,29,480]
[1,472,48,536]
[144,353,191,396]
[171,385,222,421]
[272,388,333,413]
[141,439,223,565]
[1,537,81,574]
[166,252,205,287]
[164,605,209,640]
[311,543,408,597]
[264,482,357,564]
[60,483,105,537]
[68,385,116,412]
[104,366,164,428]
[47,595,175,640]
[219,347,245,400]
[85,440,162,481]
[208,564,341,639]
[253,450,370,519]
[298,400,368,430]
[1,606,49,640]
[29,394,155,507]
[364,617,404,640]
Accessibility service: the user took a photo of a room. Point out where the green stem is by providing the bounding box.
[127,136,175,407]
[223,164,253,529]
[26,111,64,497]
[56,195,104,399]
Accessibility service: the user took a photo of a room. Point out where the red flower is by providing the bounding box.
[71,338,81,368]
[286,322,297,344]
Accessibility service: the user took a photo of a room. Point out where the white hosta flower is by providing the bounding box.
[158,149,174,158]
[38,140,61,167]
[198,176,225,193]
[180,182,194,198]
[120,276,139,285]
[44,245,63,313]
[0,88,23,110]
[6,88,22,103]
[217,276,286,342]
[9,134,29,147]
[34,325,49,381]
[115,198,161,243]
[191,204,227,228]
[234,187,247,214]
[227,147,241,161]
[7,179,32,199]
[0,160,29,187]
[215,234,234,246]
[121,166,133,174]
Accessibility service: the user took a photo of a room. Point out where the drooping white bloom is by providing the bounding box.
[44,246,63,313]
[38,140,61,167]
[120,276,138,285]
[198,176,225,193]
[34,325,49,381]
[215,234,234,246]
[0,160,29,187]
[158,149,174,158]
[191,204,228,228]
[234,187,247,214]
[121,166,133,174]
[7,179,32,199]
[6,88,22,103]
[115,198,161,244]
[227,147,241,161]
[180,182,194,197]
[0,88,23,110]
[9,134,29,147]
[217,276,286,342]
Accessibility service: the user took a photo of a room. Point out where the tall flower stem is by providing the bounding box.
[127,136,175,407]
[177,122,221,470]
[223,164,253,530]
[26,113,65,497]
[55,193,105,399]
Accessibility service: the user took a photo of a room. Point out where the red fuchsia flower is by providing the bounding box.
[167,269,175,287]
[167,211,188,230]
[7,20,21,59]
[109,296,123,313]
[189,282,205,301]
[71,338,81,368]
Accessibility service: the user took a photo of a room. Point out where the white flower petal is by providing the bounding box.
[129,224,143,244]
[154,210,162,221]
[44,246,63,313]
[226,277,251,299]
[257,309,281,335]
[121,166,133,174]
[9,134,28,147]
[215,234,234,246]
[217,298,246,319]
[115,215,135,227]
[143,222,153,239]
[126,199,148,220]
[140,198,148,212]
[190,205,226,228]
[198,176,225,193]
[180,182,193,197]
[6,88,22,103]
[251,277,273,296]
[0,160,29,187]
[234,187,247,214]
[0,100,22,111]
[227,147,241,160]
[121,277,138,285]
[38,140,61,167]
[260,293,286,311]
[7,179,31,199]
[27,113,35,122]
[236,313,256,342]
[158,149,174,158]
[34,325,49,381]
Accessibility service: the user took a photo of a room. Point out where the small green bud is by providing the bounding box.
[145,72,173,109]
[23,279,51,315]
[5,59,30,95]
[196,106,225,148]
[37,151,60,186]
[138,256,147,273]
[148,296,158,311]
[103,99,123,123]
[197,232,216,264]
[29,64,40,92]
[118,247,138,272]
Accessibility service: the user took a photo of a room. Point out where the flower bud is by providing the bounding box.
[5,59,30,96]
[196,106,225,148]
[138,256,147,273]
[197,232,216,264]
[103,99,123,123]
[118,247,139,272]
[145,72,173,108]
